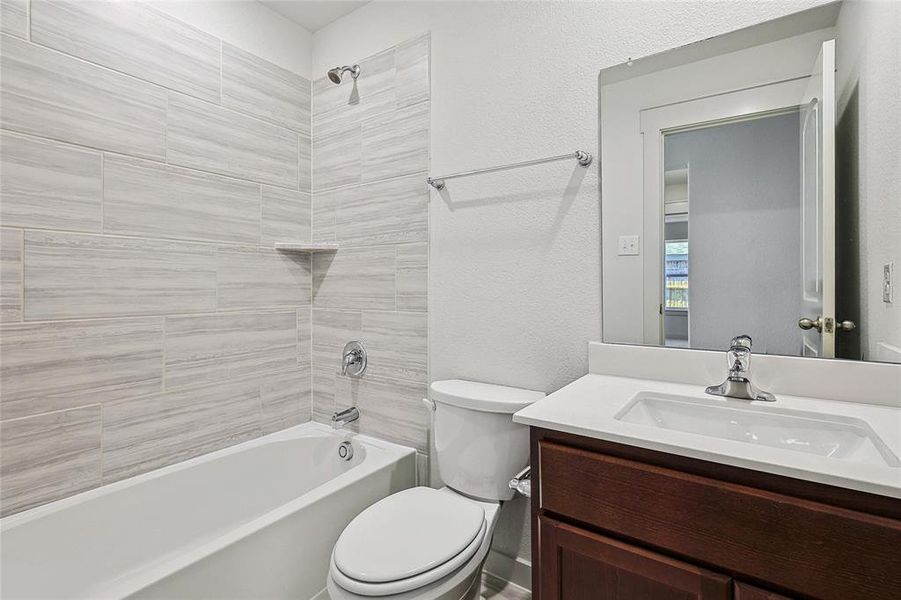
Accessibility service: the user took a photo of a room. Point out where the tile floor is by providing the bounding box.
[481,572,531,600]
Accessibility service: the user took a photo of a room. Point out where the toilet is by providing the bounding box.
[326,380,544,600]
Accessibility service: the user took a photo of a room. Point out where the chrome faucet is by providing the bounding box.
[705,335,776,402]
[341,341,367,377]
[332,406,360,429]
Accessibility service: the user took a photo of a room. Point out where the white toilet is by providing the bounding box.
[326,379,544,600]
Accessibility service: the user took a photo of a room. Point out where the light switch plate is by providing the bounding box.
[884,262,894,303]
[618,235,640,256]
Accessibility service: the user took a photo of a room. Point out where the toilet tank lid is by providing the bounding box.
[430,380,545,414]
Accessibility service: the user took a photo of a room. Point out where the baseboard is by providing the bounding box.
[484,549,532,591]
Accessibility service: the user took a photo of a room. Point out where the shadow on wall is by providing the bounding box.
[836,82,862,361]
[434,162,589,252]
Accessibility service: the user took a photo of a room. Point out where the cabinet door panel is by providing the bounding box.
[539,440,901,600]
[539,515,731,600]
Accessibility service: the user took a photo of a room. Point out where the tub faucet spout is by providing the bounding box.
[332,407,360,429]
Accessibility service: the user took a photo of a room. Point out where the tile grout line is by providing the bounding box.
[100,152,105,234]
[15,30,309,134]
[19,225,25,322]
[1,306,310,328]
[0,402,103,425]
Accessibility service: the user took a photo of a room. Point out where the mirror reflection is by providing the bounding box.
[600,1,900,364]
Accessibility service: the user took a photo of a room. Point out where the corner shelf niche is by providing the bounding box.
[274,242,339,253]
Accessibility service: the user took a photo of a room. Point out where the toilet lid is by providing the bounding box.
[333,487,486,584]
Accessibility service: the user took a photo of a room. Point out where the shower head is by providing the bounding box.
[327,65,361,84]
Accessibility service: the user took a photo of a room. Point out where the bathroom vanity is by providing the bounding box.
[514,344,901,600]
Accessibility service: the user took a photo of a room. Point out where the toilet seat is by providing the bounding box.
[330,487,488,596]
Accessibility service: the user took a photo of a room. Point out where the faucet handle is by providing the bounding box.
[730,335,752,350]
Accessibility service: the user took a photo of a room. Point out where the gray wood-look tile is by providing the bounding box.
[395,34,430,108]
[335,373,428,451]
[299,134,312,194]
[0,317,163,420]
[0,228,22,322]
[164,311,297,390]
[1,131,103,232]
[23,231,217,320]
[167,92,299,188]
[0,0,27,39]
[102,379,261,483]
[222,42,311,134]
[312,47,396,136]
[312,246,396,310]
[0,406,102,517]
[362,101,429,182]
[416,451,430,487]
[312,308,362,371]
[261,185,310,247]
[396,243,427,312]
[216,246,311,310]
[297,307,312,367]
[334,175,428,246]
[362,311,428,383]
[260,367,312,435]
[312,365,337,424]
[310,309,359,427]
[312,121,360,192]
[30,0,220,103]
[103,155,261,245]
[312,186,338,243]
[0,34,167,160]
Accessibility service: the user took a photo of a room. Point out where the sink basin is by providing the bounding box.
[615,393,900,468]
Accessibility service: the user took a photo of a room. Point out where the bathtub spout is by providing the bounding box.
[332,407,360,429]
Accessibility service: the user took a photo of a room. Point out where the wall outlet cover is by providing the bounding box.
[618,235,640,256]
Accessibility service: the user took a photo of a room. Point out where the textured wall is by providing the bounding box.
[312,0,830,567]
[308,35,431,480]
[0,0,312,516]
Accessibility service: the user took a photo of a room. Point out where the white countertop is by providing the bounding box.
[513,373,901,499]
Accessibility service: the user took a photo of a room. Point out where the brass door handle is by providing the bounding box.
[799,317,856,333]
[837,320,856,332]
[798,316,823,331]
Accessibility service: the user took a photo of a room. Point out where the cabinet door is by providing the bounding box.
[734,582,795,600]
[539,515,732,600]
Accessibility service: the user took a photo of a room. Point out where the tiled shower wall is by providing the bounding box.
[0,1,313,516]
[309,35,430,472]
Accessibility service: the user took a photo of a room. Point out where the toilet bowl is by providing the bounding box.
[326,487,500,600]
[326,380,543,600]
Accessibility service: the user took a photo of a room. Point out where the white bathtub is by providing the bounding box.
[0,422,416,599]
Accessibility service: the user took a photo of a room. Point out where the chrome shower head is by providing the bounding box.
[327,65,361,84]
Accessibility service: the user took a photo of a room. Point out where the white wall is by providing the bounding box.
[152,0,312,77]
[313,0,831,568]
[835,0,901,363]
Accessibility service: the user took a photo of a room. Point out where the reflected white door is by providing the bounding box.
[799,40,836,358]
[640,77,812,346]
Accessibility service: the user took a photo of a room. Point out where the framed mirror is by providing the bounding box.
[600,1,899,364]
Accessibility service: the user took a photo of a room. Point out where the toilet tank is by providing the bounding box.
[430,380,545,501]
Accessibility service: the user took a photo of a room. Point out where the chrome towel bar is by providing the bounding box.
[427,150,592,190]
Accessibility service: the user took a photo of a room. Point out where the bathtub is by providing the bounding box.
[0,422,416,599]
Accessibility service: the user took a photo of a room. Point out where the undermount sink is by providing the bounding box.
[615,393,901,468]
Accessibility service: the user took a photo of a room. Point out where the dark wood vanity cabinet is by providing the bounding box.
[531,428,901,600]
[539,516,732,599]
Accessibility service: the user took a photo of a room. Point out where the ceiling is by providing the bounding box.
[260,1,370,32]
